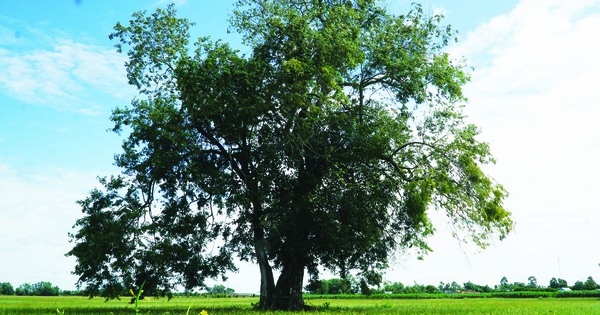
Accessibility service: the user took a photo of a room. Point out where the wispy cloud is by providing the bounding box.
[0,19,134,115]
[430,0,600,284]
[453,0,600,99]
[451,0,600,167]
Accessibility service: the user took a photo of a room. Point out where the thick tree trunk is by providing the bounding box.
[247,174,276,309]
[252,157,316,310]
[254,239,275,309]
[272,258,306,310]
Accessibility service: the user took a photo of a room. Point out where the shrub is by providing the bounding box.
[0,282,14,295]
[556,290,600,298]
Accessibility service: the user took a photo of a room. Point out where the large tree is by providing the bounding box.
[68,0,512,310]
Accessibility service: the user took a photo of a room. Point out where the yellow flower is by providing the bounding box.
[200,310,208,315]
[129,288,135,296]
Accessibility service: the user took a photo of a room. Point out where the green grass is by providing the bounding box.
[0,295,599,314]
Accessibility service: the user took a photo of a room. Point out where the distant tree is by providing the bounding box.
[450,281,462,292]
[359,279,373,296]
[558,278,568,288]
[15,283,32,296]
[401,283,424,294]
[583,276,598,290]
[571,281,585,291]
[0,282,14,295]
[438,282,446,292]
[361,271,382,295]
[549,277,568,289]
[383,281,405,294]
[549,277,559,289]
[325,278,355,294]
[206,284,234,295]
[305,279,324,294]
[61,290,82,296]
[500,276,508,288]
[305,277,355,295]
[424,285,438,294]
[460,281,490,293]
[463,281,477,291]
[512,282,526,291]
[14,282,59,296]
[481,285,493,293]
[31,282,60,296]
[526,276,538,289]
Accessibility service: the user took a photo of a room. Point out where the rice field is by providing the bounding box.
[0,295,599,314]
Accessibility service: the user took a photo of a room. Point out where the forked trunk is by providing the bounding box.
[272,258,306,310]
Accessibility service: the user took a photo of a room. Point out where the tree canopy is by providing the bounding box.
[68,0,512,310]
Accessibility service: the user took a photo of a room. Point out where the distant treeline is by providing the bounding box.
[0,282,79,296]
[305,275,600,295]
[2,276,598,297]
[0,282,237,297]
[304,290,600,299]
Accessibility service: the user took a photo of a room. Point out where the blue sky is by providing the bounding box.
[1,0,599,293]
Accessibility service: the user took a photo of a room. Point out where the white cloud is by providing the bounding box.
[0,32,134,114]
[455,0,600,98]
[394,0,600,287]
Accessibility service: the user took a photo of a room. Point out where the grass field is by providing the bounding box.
[0,295,599,314]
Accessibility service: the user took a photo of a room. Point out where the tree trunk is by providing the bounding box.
[254,237,275,309]
[272,258,306,310]
[248,175,276,309]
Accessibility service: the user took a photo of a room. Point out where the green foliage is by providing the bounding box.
[490,291,554,299]
[383,281,405,294]
[206,284,235,296]
[306,278,357,295]
[558,278,569,288]
[304,291,559,299]
[549,277,559,289]
[556,290,600,298]
[0,282,14,295]
[439,281,463,293]
[424,285,439,294]
[549,277,568,289]
[569,276,599,291]
[68,0,513,309]
[499,276,508,289]
[59,290,83,296]
[583,276,598,290]
[571,281,585,290]
[526,276,538,289]
[14,283,30,296]
[14,282,60,296]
